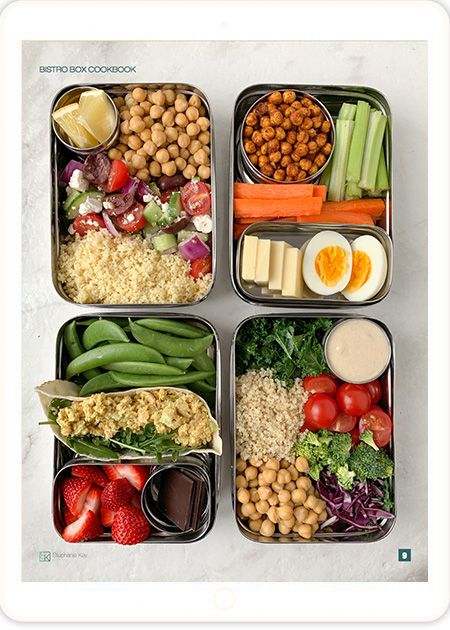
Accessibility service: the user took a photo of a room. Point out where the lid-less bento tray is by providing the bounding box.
[50,82,216,308]
[230,313,396,544]
[229,84,393,308]
[52,313,221,544]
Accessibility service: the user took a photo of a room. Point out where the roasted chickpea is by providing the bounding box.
[304,510,318,525]
[314,154,327,168]
[299,158,312,172]
[258,155,270,168]
[321,120,331,133]
[308,164,319,176]
[297,170,307,181]
[283,90,296,104]
[322,142,332,156]
[249,153,259,166]
[310,105,321,117]
[269,110,283,126]
[286,163,299,178]
[268,151,281,164]
[243,125,254,138]
[274,127,286,140]
[251,130,264,147]
[273,168,286,181]
[296,143,309,158]
[254,101,269,117]
[259,115,271,129]
[260,164,274,177]
[259,126,274,142]
[245,112,258,126]
[290,110,304,126]
[281,117,293,131]
[280,155,292,168]
[301,117,313,130]
[286,130,297,144]
[312,116,322,129]
[280,141,292,155]
[268,91,283,105]
[307,141,318,154]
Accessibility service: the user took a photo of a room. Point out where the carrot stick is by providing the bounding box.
[297,212,374,226]
[313,185,327,201]
[322,198,385,218]
[234,197,322,218]
[236,217,295,225]
[234,183,314,199]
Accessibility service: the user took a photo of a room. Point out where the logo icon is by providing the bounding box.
[39,551,51,562]
[398,548,411,562]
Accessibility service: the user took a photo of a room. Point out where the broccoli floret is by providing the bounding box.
[349,443,394,482]
[295,430,352,481]
[335,465,356,490]
[326,431,352,471]
[359,429,379,451]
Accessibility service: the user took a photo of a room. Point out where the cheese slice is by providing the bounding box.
[281,247,304,298]
[241,235,259,283]
[268,240,289,293]
[255,239,271,286]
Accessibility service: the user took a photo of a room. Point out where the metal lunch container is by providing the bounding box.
[234,222,393,308]
[239,90,335,185]
[229,84,393,308]
[52,313,221,544]
[51,82,216,308]
[51,85,120,155]
[230,313,396,544]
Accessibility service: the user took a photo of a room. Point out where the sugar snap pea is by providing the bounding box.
[79,372,123,396]
[109,370,216,388]
[188,379,216,393]
[165,357,193,370]
[66,343,165,379]
[82,320,130,350]
[136,318,209,339]
[130,321,213,358]
[192,352,216,386]
[63,321,101,380]
[103,362,184,376]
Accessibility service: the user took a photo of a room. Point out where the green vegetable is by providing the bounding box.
[381,479,394,511]
[335,465,356,490]
[191,351,216,385]
[348,443,394,482]
[344,181,362,200]
[63,190,83,217]
[375,145,389,192]
[103,361,184,376]
[236,318,332,386]
[136,318,208,339]
[328,118,355,201]
[338,102,357,121]
[165,357,194,370]
[319,156,332,188]
[359,428,379,451]
[129,321,213,358]
[82,319,130,350]
[79,372,123,396]
[346,100,371,183]
[66,437,119,460]
[359,109,387,191]
[294,430,352,484]
[187,379,216,393]
[152,233,177,252]
[168,191,182,213]
[109,370,215,388]
[64,191,104,220]
[62,321,100,380]
[148,182,159,196]
[66,342,165,378]
[177,229,208,243]
[47,398,72,421]
[143,200,162,225]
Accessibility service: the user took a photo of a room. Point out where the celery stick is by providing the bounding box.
[375,145,390,191]
[346,100,371,183]
[319,156,332,189]
[345,181,363,200]
[359,110,387,191]
[328,119,355,201]
[338,103,357,121]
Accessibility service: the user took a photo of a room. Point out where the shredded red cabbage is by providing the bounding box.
[317,471,394,531]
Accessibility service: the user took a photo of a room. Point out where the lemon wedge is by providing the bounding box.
[52,103,98,148]
[78,89,116,143]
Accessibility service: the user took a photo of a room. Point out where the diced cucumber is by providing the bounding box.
[65,191,104,220]
[177,229,208,243]
[152,233,177,252]
[142,223,160,238]
[148,182,160,196]
[168,191,181,213]
[63,190,83,215]
[143,200,162,225]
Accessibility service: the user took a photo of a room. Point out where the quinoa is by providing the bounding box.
[236,368,308,462]
[57,229,212,304]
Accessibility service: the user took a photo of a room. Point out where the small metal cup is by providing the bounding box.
[51,85,119,155]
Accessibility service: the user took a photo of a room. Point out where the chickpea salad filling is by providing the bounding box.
[54,86,214,304]
[234,317,395,540]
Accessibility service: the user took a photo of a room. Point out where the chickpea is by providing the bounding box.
[173,97,187,113]
[287,465,299,481]
[174,157,186,171]
[258,115,270,129]
[140,101,151,114]
[267,506,280,524]
[308,141,318,154]
[130,153,145,170]
[293,506,309,523]
[291,488,307,505]
[149,105,163,120]
[260,164,274,177]
[139,128,152,143]
[261,468,276,485]
[129,105,144,118]
[283,90,296,104]
[278,521,292,535]
[249,488,260,503]
[267,493,279,507]
[255,500,270,515]
[313,499,327,515]
[149,90,164,106]
[244,466,257,481]
[251,130,264,147]
[278,489,291,505]
[180,105,198,124]
[243,125,254,138]
[161,160,177,176]
[314,154,327,168]
[136,168,150,182]
[149,161,161,177]
[193,149,208,165]
[249,518,263,533]
[257,486,271,502]
[265,458,281,472]
[277,470,291,485]
[299,158,312,172]
[244,140,257,155]
[279,155,291,168]
[301,117,313,130]
[117,143,128,153]
[198,130,210,145]
[248,478,258,488]
[297,476,312,491]
[143,140,157,157]
[267,91,282,105]
[131,87,146,102]
[268,151,281,164]
[129,116,146,134]
[274,127,286,140]
[160,110,174,127]
[258,473,270,487]
[285,480,296,492]
[114,96,125,107]
[297,524,312,540]
[271,480,283,493]
[186,122,200,137]
[290,109,304,126]
[266,138,280,154]
[143,116,153,129]
[241,502,256,518]
[125,95,137,107]
[151,129,166,147]
[237,487,250,504]
[177,133,191,149]
[180,147,190,160]
[269,110,283,126]
[308,164,319,176]
[322,142,332,156]
[128,135,143,150]
[197,164,210,180]
[304,510,318,525]
[165,127,178,143]
[175,113,189,128]
[273,168,286,181]
[236,474,247,490]
[152,122,164,132]
[260,519,276,538]
[163,89,176,105]
[120,120,131,135]
[260,126,275,142]
[120,110,132,121]
[278,505,293,521]
[318,509,328,523]
[236,458,246,473]
[108,148,122,160]
[193,115,208,131]
[280,141,292,155]
[321,120,331,133]
[165,143,179,159]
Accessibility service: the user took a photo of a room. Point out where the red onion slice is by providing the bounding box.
[101,211,119,237]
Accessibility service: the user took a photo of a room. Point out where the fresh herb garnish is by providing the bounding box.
[48,398,72,421]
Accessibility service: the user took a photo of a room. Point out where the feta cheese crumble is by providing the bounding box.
[69,169,89,192]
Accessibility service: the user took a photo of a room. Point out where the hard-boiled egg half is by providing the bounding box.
[342,235,387,301]
[302,231,352,296]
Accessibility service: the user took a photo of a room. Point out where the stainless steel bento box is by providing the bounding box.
[50,82,216,308]
[52,313,221,544]
[230,313,396,544]
[229,84,393,308]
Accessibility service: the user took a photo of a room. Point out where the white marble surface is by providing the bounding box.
[22,40,427,582]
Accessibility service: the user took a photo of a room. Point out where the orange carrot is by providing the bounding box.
[233,223,247,240]
[236,217,295,225]
[234,183,314,199]
[312,185,327,201]
[322,199,385,219]
[297,212,374,226]
[234,197,322,218]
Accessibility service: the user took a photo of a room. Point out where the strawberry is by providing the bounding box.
[62,477,92,517]
[101,478,137,511]
[83,485,102,517]
[101,505,115,528]
[111,506,150,545]
[64,507,77,526]
[103,465,150,491]
[62,510,103,543]
[71,465,108,488]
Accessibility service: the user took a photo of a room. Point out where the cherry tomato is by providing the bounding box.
[336,383,372,416]
[364,379,382,404]
[115,204,146,233]
[359,406,392,448]
[102,160,129,193]
[181,180,211,215]
[190,255,212,280]
[303,374,337,396]
[304,393,339,430]
[350,426,360,447]
[329,412,357,433]
[72,213,105,237]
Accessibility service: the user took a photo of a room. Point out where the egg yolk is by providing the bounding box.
[345,250,372,292]
[314,246,349,287]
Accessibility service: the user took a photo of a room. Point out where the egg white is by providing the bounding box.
[342,235,387,302]
[302,231,352,296]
